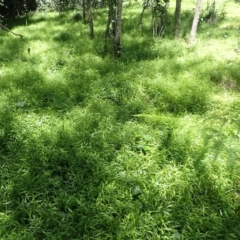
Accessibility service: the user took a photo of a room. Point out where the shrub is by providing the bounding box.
[200,0,227,24]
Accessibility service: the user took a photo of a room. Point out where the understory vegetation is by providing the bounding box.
[0,0,240,239]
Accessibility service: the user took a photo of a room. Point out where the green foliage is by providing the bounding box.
[200,0,227,24]
[37,0,79,13]
[152,0,169,37]
[0,1,240,239]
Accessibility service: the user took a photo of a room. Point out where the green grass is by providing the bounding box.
[1,1,240,239]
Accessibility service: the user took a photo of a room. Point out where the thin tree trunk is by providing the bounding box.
[82,0,86,23]
[112,0,117,38]
[113,0,123,58]
[138,0,149,29]
[103,0,114,54]
[174,0,181,38]
[188,0,202,46]
[87,0,94,38]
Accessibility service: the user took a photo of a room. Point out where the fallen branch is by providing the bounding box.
[0,22,25,39]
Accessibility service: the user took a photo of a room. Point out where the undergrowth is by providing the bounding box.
[0,0,240,239]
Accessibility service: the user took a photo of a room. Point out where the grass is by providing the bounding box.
[1,0,240,239]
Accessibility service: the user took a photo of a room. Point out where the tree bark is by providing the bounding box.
[82,0,86,23]
[113,0,123,58]
[87,0,94,38]
[188,0,202,46]
[174,0,181,38]
[103,0,114,55]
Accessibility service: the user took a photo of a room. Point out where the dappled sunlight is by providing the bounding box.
[1,0,240,238]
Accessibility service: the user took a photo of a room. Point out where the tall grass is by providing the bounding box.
[0,0,240,238]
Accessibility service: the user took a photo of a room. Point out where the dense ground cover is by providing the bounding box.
[0,0,240,238]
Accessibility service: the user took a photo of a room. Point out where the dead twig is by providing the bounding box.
[0,22,25,39]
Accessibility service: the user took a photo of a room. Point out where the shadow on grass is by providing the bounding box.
[0,110,121,238]
[1,113,239,238]
[121,37,159,62]
[4,13,70,28]
[170,171,240,239]
[0,37,27,62]
[209,61,240,91]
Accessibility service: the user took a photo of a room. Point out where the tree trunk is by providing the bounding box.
[82,0,86,23]
[188,0,202,46]
[112,0,117,40]
[113,0,123,58]
[174,0,181,38]
[87,0,94,38]
[138,0,149,28]
[103,0,114,55]
[26,0,37,11]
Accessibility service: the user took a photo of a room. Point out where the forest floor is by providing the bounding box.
[0,0,240,239]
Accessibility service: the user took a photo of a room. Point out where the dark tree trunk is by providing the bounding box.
[87,0,94,38]
[82,0,86,23]
[113,0,123,58]
[103,0,114,55]
[26,0,37,11]
[189,0,202,46]
[112,0,117,38]
[174,0,181,38]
